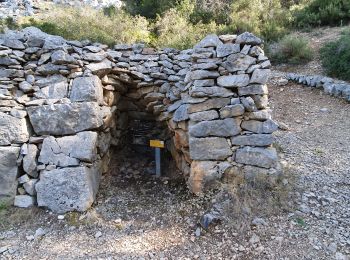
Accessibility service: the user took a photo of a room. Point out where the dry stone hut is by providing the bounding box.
[0,27,280,213]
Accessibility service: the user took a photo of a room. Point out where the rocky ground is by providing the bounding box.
[0,71,349,259]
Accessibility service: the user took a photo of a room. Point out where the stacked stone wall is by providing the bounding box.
[0,27,280,213]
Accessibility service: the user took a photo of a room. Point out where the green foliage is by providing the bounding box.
[153,7,221,49]
[0,17,20,32]
[229,0,291,42]
[123,0,178,19]
[320,29,350,81]
[294,0,350,28]
[21,6,151,46]
[270,35,313,64]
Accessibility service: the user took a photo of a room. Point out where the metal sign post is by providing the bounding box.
[150,140,164,177]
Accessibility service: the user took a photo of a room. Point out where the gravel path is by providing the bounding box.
[0,71,349,259]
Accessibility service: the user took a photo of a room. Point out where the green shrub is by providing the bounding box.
[153,6,222,49]
[21,5,151,46]
[320,29,350,81]
[270,34,313,64]
[294,0,350,28]
[229,0,292,42]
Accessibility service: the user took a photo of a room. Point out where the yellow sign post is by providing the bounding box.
[150,140,164,177]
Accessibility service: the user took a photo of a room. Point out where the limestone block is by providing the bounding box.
[190,86,234,98]
[231,134,274,146]
[224,54,256,73]
[189,118,241,137]
[38,132,98,167]
[241,119,278,134]
[189,137,232,160]
[236,32,263,45]
[0,112,29,145]
[27,102,103,135]
[235,147,278,168]
[188,98,230,114]
[14,195,35,208]
[216,43,240,58]
[217,74,250,88]
[70,76,104,104]
[0,146,20,205]
[219,104,245,118]
[250,69,271,84]
[23,144,38,178]
[189,110,219,122]
[36,166,101,213]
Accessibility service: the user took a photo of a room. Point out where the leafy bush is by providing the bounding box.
[269,34,313,64]
[294,0,350,28]
[21,5,151,46]
[154,7,221,49]
[0,17,20,33]
[320,29,350,81]
[229,0,291,42]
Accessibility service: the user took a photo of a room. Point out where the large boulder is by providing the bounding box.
[0,146,20,205]
[36,166,101,213]
[0,112,29,145]
[27,102,104,135]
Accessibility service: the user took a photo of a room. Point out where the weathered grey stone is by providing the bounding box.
[189,110,219,122]
[216,43,240,58]
[191,63,218,70]
[36,166,101,213]
[250,69,270,84]
[189,137,232,160]
[248,110,272,121]
[3,38,25,50]
[27,102,103,135]
[0,112,29,145]
[14,195,35,208]
[190,118,241,137]
[70,76,104,104]
[235,147,277,168]
[252,95,268,109]
[86,59,112,74]
[189,70,220,80]
[36,63,67,75]
[231,134,274,146]
[193,79,215,87]
[0,56,19,66]
[190,86,234,98]
[241,97,257,112]
[224,54,256,72]
[23,179,38,196]
[10,109,27,119]
[236,32,263,45]
[35,74,66,88]
[238,84,268,96]
[188,98,230,114]
[217,74,250,88]
[19,81,34,93]
[39,132,98,167]
[189,161,231,194]
[0,146,20,205]
[173,104,189,122]
[241,119,278,134]
[51,50,76,64]
[83,52,107,62]
[194,34,222,48]
[39,81,68,99]
[219,104,245,118]
[23,144,38,178]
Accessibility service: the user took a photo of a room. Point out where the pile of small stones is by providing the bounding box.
[0,27,280,214]
[0,0,35,19]
[0,0,123,19]
[287,73,350,102]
